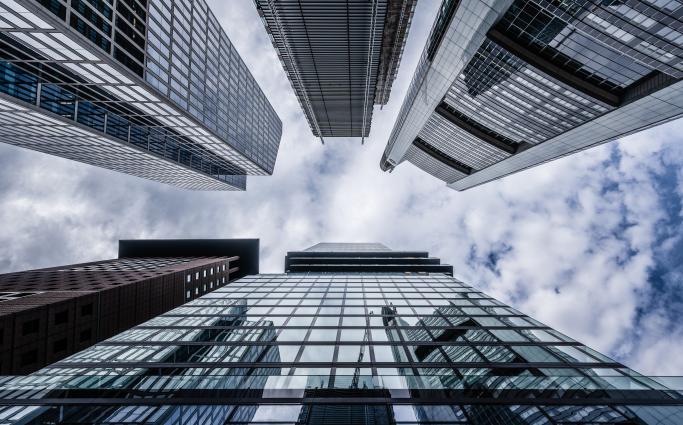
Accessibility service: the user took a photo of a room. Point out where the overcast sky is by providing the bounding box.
[0,1,681,376]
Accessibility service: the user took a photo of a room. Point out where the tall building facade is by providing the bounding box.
[381,0,683,190]
[0,239,259,375]
[0,242,681,424]
[255,0,415,140]
[0,0,282,190]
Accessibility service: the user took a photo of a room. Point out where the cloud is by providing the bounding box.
[0,1,681,377]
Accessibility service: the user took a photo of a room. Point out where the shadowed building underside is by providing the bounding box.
[255,0,415,139]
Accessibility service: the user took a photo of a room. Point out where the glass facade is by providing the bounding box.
[145,0,281,173]
[0,243,681,424]
[0,0,281,190]
[381,0,683,191]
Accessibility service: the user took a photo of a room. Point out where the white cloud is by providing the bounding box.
[0,1,681,378]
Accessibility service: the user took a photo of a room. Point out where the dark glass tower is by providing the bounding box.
[255,0,415,140]
[381,0,683,190]
[0,0,282,190]
[0,242,681,424]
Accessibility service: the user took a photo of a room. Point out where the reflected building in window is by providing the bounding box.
[0,239,259,375]
[0,242,681,424]
[254,0,415,140]
[0,0,282,190]
[380,0,683,190]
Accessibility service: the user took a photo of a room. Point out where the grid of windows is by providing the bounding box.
[255,0,414,139]
[0,270,680,423]
[0,0,281,190]
[404,143,467,184]
[63,257,195,272]
[94,274,632,372]
[497,0,683,87]
[0,256,232,292]
[413,110,511,177]
[32,0,147,77]
[145,0,281,173]
[453,40,609,146]
[0,93,243,190]
[381,0,683,191]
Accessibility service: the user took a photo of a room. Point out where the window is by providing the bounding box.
[300,345,334,362]
[186,274,191,283]
[22,319,40,336]
[77,101,106,131]
[79,328,92,342]
[20,349,38,367]
[81,303,93,317]
[186,290,191,300]
[53,338,68,353]
[54,310,69,325]
[490,329,527,342]
[40,84,76,119]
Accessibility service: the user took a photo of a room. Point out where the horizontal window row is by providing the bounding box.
[109,326,568,344]
[185,264,228,282]
[63,342,612,365]
[179,297,500,303]
[0,402,657,424]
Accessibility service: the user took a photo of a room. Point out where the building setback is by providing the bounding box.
[0,242,681,424]
[381,0,683,190]
[0,0,282,190]
[255,0,415,140]
[0,239,259,375]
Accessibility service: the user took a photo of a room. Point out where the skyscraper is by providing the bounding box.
[0,239,259,375]
[381,0,683,190]
[255,0,415,140]
[0,0,282,190]
[0,241,681,424]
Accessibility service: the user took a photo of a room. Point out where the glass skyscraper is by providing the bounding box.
[255,0,415,140]
[0,0,282,190]
[381,0,683,191]
[0,242,681,424]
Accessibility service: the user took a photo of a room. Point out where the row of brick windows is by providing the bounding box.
[184,262,230,301]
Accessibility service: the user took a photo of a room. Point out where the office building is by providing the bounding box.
[0,242,681,424]
[381,0,683,190]
[0,239,259,375]
[0,0,282,190]
[255,0,415,140]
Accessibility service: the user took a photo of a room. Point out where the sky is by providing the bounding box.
[0,1,682,377]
